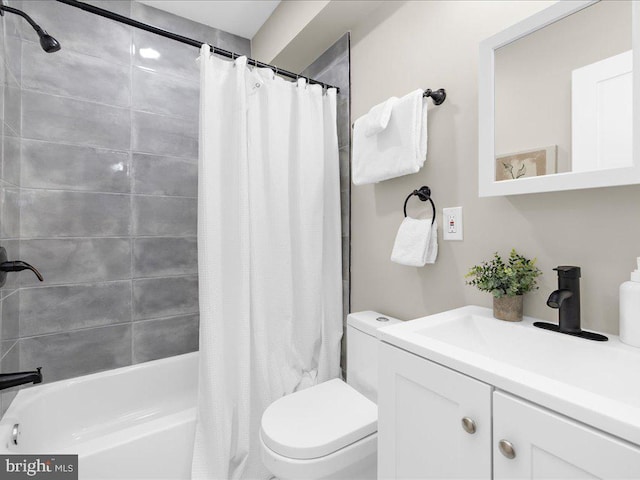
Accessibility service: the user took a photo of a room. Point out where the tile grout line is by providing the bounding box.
[16,14,23,372]
[3,49,20,88]
[0,339,18,364]
[21,86,199,122]
[2,122,18,138]
[17,235,196,241]
[0,288,19,301]
[18,186,197,199]
[19,133,198,161]
[18,273,198,290]
[15,312,200,343]
[129,27,135,366]
[1,12,6,205]
[21,136,198,161]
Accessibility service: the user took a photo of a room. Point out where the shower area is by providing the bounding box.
[0,0,351,424]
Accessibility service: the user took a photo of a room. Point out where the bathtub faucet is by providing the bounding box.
[0,368,42,391]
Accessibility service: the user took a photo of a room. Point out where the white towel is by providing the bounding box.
[391,217,438,267]
[364,97,398,137]
[353,89,428,185]
[425,220,438,264]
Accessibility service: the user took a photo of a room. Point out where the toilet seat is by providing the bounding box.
[260,378,377,460]
[260,429,377,480]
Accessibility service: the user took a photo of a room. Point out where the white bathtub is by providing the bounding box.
[0,352,198,480]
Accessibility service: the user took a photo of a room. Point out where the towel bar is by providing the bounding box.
[351,88,447,129]
[403,186,436,225]
[424,88,446,105]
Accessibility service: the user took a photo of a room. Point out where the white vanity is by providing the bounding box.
[377,306,640,479]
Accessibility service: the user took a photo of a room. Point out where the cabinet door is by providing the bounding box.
[378,342,492,479]
[494,391,640,479]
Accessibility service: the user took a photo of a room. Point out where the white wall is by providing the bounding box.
[251,1,330,63]
[252,1,386,73]
[349,0,640,333]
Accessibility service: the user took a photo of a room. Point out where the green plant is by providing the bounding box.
[465,249,542,298]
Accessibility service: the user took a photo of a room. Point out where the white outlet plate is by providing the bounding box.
[443,206,463,240]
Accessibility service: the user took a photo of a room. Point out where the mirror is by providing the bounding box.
[479,1,640,196]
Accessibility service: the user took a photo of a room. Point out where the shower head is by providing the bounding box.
[0,5,61,53]
[37,30,61,53]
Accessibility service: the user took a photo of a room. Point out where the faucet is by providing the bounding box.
[0,368,43,391]
[0,247,43,287]
[534,266,608,341]
[548,266,581,333]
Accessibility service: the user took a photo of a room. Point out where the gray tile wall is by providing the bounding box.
[0,2,349,413]
[0,0,23,414]
[0,0,250,411]
[301,34,351,374]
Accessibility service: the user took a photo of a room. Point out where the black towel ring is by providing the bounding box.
[403,186,436,225]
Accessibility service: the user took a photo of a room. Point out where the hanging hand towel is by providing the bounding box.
[391,217,438,267]
[353,89,428,185]
[364,97,398,137]
[424,219,438,264]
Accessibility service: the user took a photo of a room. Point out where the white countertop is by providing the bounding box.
[377,305,640,446]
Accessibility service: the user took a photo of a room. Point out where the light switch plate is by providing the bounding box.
[443,206,463,240]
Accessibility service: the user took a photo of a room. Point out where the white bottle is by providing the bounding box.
[620,257,640,347]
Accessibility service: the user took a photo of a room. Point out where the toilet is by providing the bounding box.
[259,311,400,480]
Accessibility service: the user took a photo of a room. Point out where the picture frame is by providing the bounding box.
[495,145,557,181]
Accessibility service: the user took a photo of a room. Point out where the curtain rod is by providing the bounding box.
[54,0,340,93]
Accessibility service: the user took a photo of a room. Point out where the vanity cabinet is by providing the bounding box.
[377,342,492,479]
[494,391,640,479]
[378,342,640,479]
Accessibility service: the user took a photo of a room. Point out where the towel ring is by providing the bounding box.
[403,186,436,225]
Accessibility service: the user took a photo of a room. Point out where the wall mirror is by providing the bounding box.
[479,0,640,196]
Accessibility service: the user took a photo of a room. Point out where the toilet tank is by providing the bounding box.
[346,311,401,403]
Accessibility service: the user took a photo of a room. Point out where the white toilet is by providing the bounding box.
[260,311,400,480]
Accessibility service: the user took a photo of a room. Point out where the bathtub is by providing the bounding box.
[0,352,198,480]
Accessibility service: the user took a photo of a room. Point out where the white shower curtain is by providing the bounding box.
[192,45,343,480]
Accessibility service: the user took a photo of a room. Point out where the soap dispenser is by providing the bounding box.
[620,257,640,347]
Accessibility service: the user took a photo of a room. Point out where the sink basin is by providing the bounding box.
[378,305,640,445]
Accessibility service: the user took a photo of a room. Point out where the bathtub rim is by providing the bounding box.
[0,351,199,438]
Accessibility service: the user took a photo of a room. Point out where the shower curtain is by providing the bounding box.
[192,45,343,480]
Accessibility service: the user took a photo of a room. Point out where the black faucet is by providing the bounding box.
[0,368,43,391]
[0,247,43,287]
[534,266,608,341]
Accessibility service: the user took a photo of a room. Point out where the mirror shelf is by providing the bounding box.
[478,0,640,197]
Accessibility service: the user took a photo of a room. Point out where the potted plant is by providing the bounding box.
[465,249,542,321]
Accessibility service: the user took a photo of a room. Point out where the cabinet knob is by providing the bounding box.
[461,417,476,434]
[498,439,516,459]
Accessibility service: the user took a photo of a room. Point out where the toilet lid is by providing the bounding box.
[260,378,377,460]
